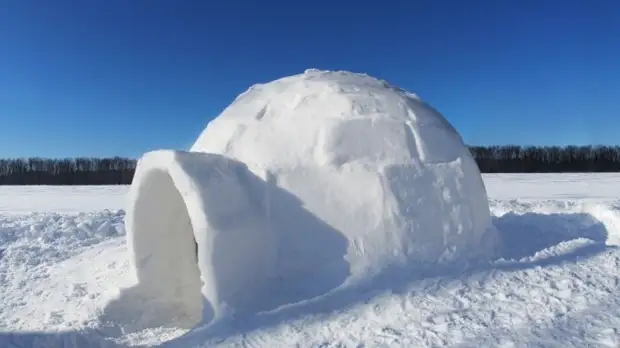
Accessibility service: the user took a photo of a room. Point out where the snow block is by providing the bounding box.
[124,150,278,328]
[123,70,497,329]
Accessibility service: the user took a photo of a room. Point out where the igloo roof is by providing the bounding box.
[190,69,494,277]
[192,70,464,167]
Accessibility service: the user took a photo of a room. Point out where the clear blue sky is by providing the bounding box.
[0,0,618,158]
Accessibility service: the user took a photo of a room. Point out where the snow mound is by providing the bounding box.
[123,69,497,330]
[191,69,497,269]
[0,211,126,270]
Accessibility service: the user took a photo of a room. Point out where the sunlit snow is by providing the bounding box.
[1,173,619,347]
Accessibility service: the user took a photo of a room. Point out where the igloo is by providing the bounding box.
[119,69,497,330]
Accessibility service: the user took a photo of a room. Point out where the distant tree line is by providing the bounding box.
[1,145,620,185]
[469,145,620,173]
[0,157,136,185]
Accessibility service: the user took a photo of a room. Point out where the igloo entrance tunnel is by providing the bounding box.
[120,69,497,329]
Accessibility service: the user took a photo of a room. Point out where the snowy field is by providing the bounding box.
[1,173,620,347]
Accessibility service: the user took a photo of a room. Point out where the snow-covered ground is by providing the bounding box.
[0,186,127,214]
[1,174,620,347]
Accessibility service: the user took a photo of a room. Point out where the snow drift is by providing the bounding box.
[122,69,497,329]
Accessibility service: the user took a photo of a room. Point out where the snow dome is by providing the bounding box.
[121,69,497,330]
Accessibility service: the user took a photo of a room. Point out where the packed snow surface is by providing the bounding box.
[0,186,127,214]
[1,174,620,347]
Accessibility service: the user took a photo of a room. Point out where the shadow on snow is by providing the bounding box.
[0,329,132,348]
[0,208,614,347]
[162,210,614,347]
[98,153,351,337]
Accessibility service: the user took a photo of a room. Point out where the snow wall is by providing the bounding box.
[124,69,498,329]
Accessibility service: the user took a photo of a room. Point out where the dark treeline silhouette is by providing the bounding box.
[0,157,136,185]
[469,145,620,173]
[1,145,620,185]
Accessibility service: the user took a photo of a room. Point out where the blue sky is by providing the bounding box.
[0,0,618,158]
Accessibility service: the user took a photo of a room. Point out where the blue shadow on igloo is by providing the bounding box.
[101,151,350,333]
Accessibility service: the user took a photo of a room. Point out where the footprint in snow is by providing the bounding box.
[69,282,88,297]
[47,310,64,325]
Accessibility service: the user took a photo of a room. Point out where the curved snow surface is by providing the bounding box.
[192,70,495,268]
[1,181,620,347]
[190,68,495,280]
